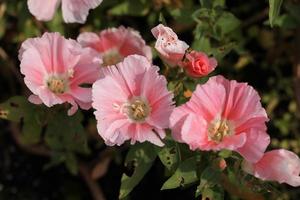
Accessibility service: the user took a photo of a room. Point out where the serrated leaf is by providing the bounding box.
[269,0,283,27]
[216,12,240,36]
[161,156,199,190]
[119,143,157,199]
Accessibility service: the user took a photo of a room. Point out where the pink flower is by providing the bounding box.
[151,24,189,66]
[27,0,103,23]
[77,26,152,67]
[92,55,174,146]
[19,32,100,115]
[243,149,300,187]
[182,51,217,78]
[170,75,269,163]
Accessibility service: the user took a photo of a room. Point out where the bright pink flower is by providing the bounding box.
[92,55,174,146]
[27,0,103,23]
[151,24,189,66]
[77,26,152,67]
[243,149,300,187]
[182,51,217,78]
[19,32,100,115]
[170,75,269,163]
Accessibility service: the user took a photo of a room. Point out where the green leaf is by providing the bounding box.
[0,96,33,122]
[198,185,224,200]
[269,0,283,27]
[192,36,212,54]
[65,152,78,175]
[46,10,64,34]
[44,111,89,174]
[218,150,232,158]
[196,166,222,198]
[45,151,78,175]
[157,139,180,173]
[108,0,149,16]
[167,0,199,24]
[199,167,221,189]
[119,143,157,199]
[212,42,236,60]
[45,111,89,155]
[159,12,167,25]
[0,96,43,144]
[274,14,300,29]
[216,12,240,36]
[161,156,199,190]
[21,118,42,144]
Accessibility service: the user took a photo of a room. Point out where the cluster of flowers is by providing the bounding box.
[21,1,300,188]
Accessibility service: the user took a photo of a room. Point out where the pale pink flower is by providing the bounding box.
[27,0,103,23]
[243,149,300,187]
[19,32,100,115]
[77,26,152,67]
[92,55,174,146]
[151,24,189,66]
[182,51,218,78]
[170,75,269,163]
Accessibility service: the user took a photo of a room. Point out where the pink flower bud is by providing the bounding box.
[182,51,218,78]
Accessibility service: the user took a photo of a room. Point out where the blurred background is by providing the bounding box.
[0,0,300,199]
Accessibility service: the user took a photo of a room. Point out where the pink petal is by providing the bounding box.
[116,55,151,96]
[77,32,102,51]
[188,76,226,121]
[37,87,63,107]
[70,87,92,103]
[27,0,60,21]
[180,114,208,150]
[236,129,270,163]
[28,94,43,105]
[61,0,103,23]
[245,149,300,187]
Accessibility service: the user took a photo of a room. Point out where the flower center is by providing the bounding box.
[102,49,124,66]
[126,97,151,122]
[208,118,232,143]
[46,75,68,94]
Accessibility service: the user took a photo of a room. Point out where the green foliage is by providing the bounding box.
[196,166,223,199]
[161,156,199,190]
[192,4,241,59]
[45,111,90,174]
[269,0,283,27]
[119,142,157,199]
[157,139,180,173]
[108,0,150,16]
[45,111,89,154]
[0,96,44,144]
[0,96,89,174]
